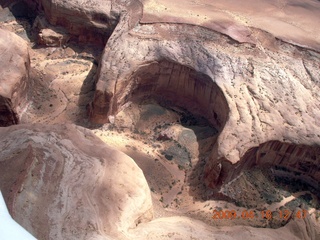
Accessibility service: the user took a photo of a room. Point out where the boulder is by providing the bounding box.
[33,15,70,47]
[24,0,120,45]
[0,124,153,239]
[0,28,30,126]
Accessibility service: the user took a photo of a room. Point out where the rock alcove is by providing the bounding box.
[115,60,229,130]
[109,59,229,164]
[97,60,230,213]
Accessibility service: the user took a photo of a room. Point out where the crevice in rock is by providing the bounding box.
[0,96,19,126]
[0,0,36,41]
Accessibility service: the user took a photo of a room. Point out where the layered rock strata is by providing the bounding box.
[0,28,30,126]
[217,141,320,189]
[90,60,229,131]
[0,124,153,240]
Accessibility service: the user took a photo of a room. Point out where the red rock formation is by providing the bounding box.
[1,0,320,239]
[26,0,319,216]
[88,17,320,193]
[0,28,30,126]
[256,141,320,188]
[205,141,320,190]
[90,60,229,131]
[0,124,153,239]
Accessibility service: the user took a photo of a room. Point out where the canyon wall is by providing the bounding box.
[205,141,320,190]
[256,141,320,188]
[114,60,229,131]
[19,0,320,195]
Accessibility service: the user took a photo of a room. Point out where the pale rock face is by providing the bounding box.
[0,28,30,126]
[140,0,320,51]
[0,124,153,240]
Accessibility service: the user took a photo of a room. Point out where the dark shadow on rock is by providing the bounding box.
[0,0,37,41]
[76,58,103,129]
[0,95,19,126]
[185,123,219,202]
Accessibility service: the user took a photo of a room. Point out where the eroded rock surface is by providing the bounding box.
[0,28,30,126]
[86,1,320,237]
[0,0,320,239]
[89,11,320,188]
[0,124,153,240]
[141,0,320,51]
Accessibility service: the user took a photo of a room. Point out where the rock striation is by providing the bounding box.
[90,59,229,131]
[256,141,320,188]
[0,124,153,239]
[0,28,30,126]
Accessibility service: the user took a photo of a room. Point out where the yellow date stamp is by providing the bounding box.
[212,209,309,220]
